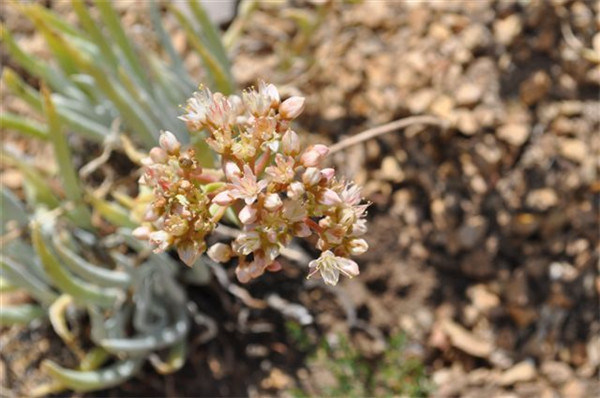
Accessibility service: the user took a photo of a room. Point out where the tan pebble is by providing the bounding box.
[429,95,455,119]
[540,361,573,385]
[456,83,483,107]
[520,70,551,106]
[560,138,588,163]
[494,14,522,46]
[441,319,494,358]
[561,379,587,398]
[526,188,559,211]
[497,123,530,146]
[499,360,537,386]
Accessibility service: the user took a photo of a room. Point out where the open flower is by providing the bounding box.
[307,250,360,286]
[265,154,295,185]
[179,88,212,129]
[227,165,268,205]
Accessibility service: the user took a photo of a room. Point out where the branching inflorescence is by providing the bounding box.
[133,83,369,286]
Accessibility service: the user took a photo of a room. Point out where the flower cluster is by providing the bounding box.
[134,83,369,286]
[132,132,219,266]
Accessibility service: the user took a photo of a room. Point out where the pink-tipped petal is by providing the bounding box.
[213,190,234,206]
[319,189,342,206]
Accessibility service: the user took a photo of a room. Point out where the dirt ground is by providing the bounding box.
[1,1,599,397]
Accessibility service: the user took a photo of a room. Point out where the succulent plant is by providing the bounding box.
[0,0,234,394]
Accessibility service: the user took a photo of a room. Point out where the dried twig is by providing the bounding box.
[329,115,445,154]
[207,260,267,309]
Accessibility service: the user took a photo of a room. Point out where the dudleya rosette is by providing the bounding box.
[133,82,369,286]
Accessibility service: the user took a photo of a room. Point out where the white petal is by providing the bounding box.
[320,266,340,286]
[336,257,359,278]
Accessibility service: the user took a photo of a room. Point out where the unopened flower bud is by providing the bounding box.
[132,226,151,240]
[279,96,305,120]
[302,167,321,186]
[319,189,342,206]
[347,238,368,255]
[236,266,252,283]
[224,161,241,180]
[177,241,202,266]
[320,168,335,182]
[248,255,267,278]
[149,230,172,252]
[239,204,258,224]
[207,243,233,263]
[287,182,305,199]
[300,144,329,167]
[144,206,160,222]
[281,130,300,156]
[264,193,283,211]
[149,147,168,163]
[159,131,181,155]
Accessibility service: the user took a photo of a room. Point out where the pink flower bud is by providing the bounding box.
[287,181,305,199]
[224,161,241,180]
[144,206,160,222]
[177,241,202,267]
[239,204,258,224]
[348,238,368,255]
[320,168,335,182]
[149,230,172,252]
[264,193,283,211]
[248,255,267,278]
[159,131,181,155]
[281,130,300,156]
[132,226,151,240]
[279,96,305,120]
[207,243,233,263]
[302,167,321,186]
[300,144,329,167]
[319,189,342,206]
[236,266,252,283]
[213,190,234,206]
[149,147,168,163]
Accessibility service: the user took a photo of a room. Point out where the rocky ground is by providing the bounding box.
[1,1,599,397]
[232,1,599,397]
